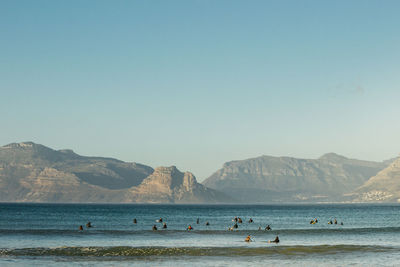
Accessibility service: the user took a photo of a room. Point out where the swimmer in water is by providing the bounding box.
[86,222,92,228]
[265,225,271,231]
[205,221,210,226]
[187,225,193,231]
[268,236,279,243]
[163,222,167,229]
[196,218,199,224]
[249,218,253,223]
[133,218,137,224]
[152,225,158,231]
[245,235,252,242]
[79,225,83,231]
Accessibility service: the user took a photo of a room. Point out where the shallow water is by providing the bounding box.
[1,203,400,266]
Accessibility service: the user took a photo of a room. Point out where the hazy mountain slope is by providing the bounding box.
[0,142,230,203]
[203,153,388,203]
[352,157,400,202]
[0,142,153,190]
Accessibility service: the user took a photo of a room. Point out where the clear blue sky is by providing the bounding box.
[1,0,399,181]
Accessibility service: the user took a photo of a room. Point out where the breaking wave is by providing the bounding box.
[0,245,397,258]
[1,227,400,236]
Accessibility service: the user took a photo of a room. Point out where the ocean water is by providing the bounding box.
[1,203,400,266]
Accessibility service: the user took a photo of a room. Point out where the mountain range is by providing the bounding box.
[0,142,229,203]
[203,153,395,203]
[0,142,398,203]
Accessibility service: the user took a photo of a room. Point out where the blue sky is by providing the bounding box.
[1,0,400,181]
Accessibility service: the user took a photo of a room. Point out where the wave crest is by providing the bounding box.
[0,245,397,258]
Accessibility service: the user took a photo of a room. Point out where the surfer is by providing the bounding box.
[163,222,167,229]
[187,225,193,231]
[268,235,279,243]
[245,235,252,242]
[265,225,271,231]
[152,225,158,231]
[248,218,253,223]
[86,221,92,228]
[334,218,338,225]
[233,223,238,229]
[205,221,210,226]
[133,218,137,224]
[197,218,199,224]
[79,225,83,231]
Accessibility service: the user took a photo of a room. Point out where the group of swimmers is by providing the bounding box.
[328,218,344,225]
[78,218,281,244]
[148,217,210,231]
[78,221,92,231]
[77,215,349,245]
[309,218,344,225]
[151,217,167,230]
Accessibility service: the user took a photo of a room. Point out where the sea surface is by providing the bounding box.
[1,203,400,266]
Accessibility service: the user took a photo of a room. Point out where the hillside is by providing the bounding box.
[351,157,400,202]
[203,153,388,203]
[0,142,230,203]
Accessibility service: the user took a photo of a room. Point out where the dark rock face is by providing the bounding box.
[203,153,389,203]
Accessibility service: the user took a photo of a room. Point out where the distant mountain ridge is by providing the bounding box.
[203,153,390,203]
[1,142,397,203]
[0,142,230,203]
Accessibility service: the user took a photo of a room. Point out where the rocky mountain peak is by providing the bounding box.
[3,142,40,149]
[142,166,198,190]
[318,153,348,161]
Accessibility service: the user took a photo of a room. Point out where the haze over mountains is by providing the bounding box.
[0,142,398,203]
